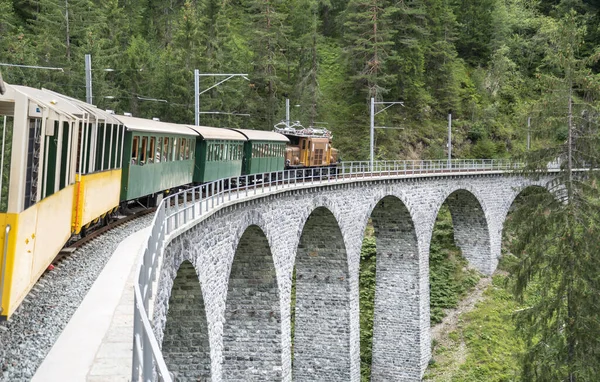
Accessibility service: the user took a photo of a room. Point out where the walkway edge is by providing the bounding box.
[32,227,150,382]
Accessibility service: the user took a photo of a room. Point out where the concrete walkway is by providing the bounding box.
[33,227,150,382]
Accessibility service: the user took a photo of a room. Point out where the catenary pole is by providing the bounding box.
[85,54,92,104]
[370,97,375,171]
[448,112,452,166]
[194,69,200,126]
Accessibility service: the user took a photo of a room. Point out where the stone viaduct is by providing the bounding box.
[148,171,552,382]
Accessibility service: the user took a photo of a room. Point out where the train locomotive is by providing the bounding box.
[0,83,338,320]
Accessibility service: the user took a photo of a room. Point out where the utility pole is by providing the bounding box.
[194,69,200,126]
[286,98,290,128]
[447,112,452,167]
[370,97,404,170]
[370,97,375,170]
[527,116,531,151]
[194,71,249,126]
[85,54,92,104]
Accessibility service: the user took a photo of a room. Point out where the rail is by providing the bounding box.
[131,159,522,381]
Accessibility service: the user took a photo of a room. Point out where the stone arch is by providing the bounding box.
[442,189,492,274]
[222,224,281,381]
[502,184,553,225]
[162,260,211,381]
[293,206,351,381]
[367,195,422,380]
[500,184,554,241]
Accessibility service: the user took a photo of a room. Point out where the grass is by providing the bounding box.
[425,268,525,381]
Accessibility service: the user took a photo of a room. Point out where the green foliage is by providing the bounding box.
[2,0,596,165]
[425,274,525,381]
[429,205,480,324]
[360,206,480,380]
[359,234,376,382]
[506,8,600,379]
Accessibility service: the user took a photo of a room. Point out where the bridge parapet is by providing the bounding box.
[131,159,553,382]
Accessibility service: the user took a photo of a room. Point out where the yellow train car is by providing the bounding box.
[43,91,125,235]
[0,85,124,320]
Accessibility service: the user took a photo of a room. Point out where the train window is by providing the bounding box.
[131,136,139,165]
[302,140,306,150]
[166,139,170,161]
[148,137,155,164]
[0,116,13,212]
[157,137,162,162]
[172,138,177,161]
[178,139,184,160]
[140,137,148,164]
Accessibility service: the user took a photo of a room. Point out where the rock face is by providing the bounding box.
[152,173,551,382]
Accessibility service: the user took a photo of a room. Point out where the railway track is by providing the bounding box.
[50,208,156,268]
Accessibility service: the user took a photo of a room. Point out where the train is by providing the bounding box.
[0,82,338,320]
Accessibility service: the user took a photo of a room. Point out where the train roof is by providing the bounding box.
[116,115,197,136]
[229,128,289,143]
[11,85,84,117]
[185,125,247,141]
[42,89,122,125]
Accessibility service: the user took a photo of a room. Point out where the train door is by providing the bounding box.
[301,138,310,166]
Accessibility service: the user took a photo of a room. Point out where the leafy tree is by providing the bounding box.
[508,9,600,380]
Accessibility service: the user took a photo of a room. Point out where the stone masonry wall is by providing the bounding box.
[370,196,422,380]
[152,173,553,382]
[293,207,351,381]
[446,190,491,274]
[222,225,281,381]
[162,260,211,381]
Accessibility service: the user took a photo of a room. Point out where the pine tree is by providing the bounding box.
[288,0,321,126]
[343,0,397,99]
[507,9,600,380]
[243,0,290,128]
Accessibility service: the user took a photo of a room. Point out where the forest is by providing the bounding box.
[0,0,598,162]
[2,0,600,380]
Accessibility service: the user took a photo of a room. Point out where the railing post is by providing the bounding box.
[132,301,141,381]
[142,331,153,381]
[221,179,224,204]
[191,189,196,219]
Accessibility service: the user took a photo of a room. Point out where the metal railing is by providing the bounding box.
[131,159,521,381]
[0,225,11,315]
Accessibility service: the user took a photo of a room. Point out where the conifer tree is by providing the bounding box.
[288,0,321,126]
[343,0,397,99]
[507,9,600,380]
[244,0,290,128]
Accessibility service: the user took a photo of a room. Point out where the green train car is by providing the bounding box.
[186,125,246,184]
[119,116,196,201]
[231,129,289,176]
